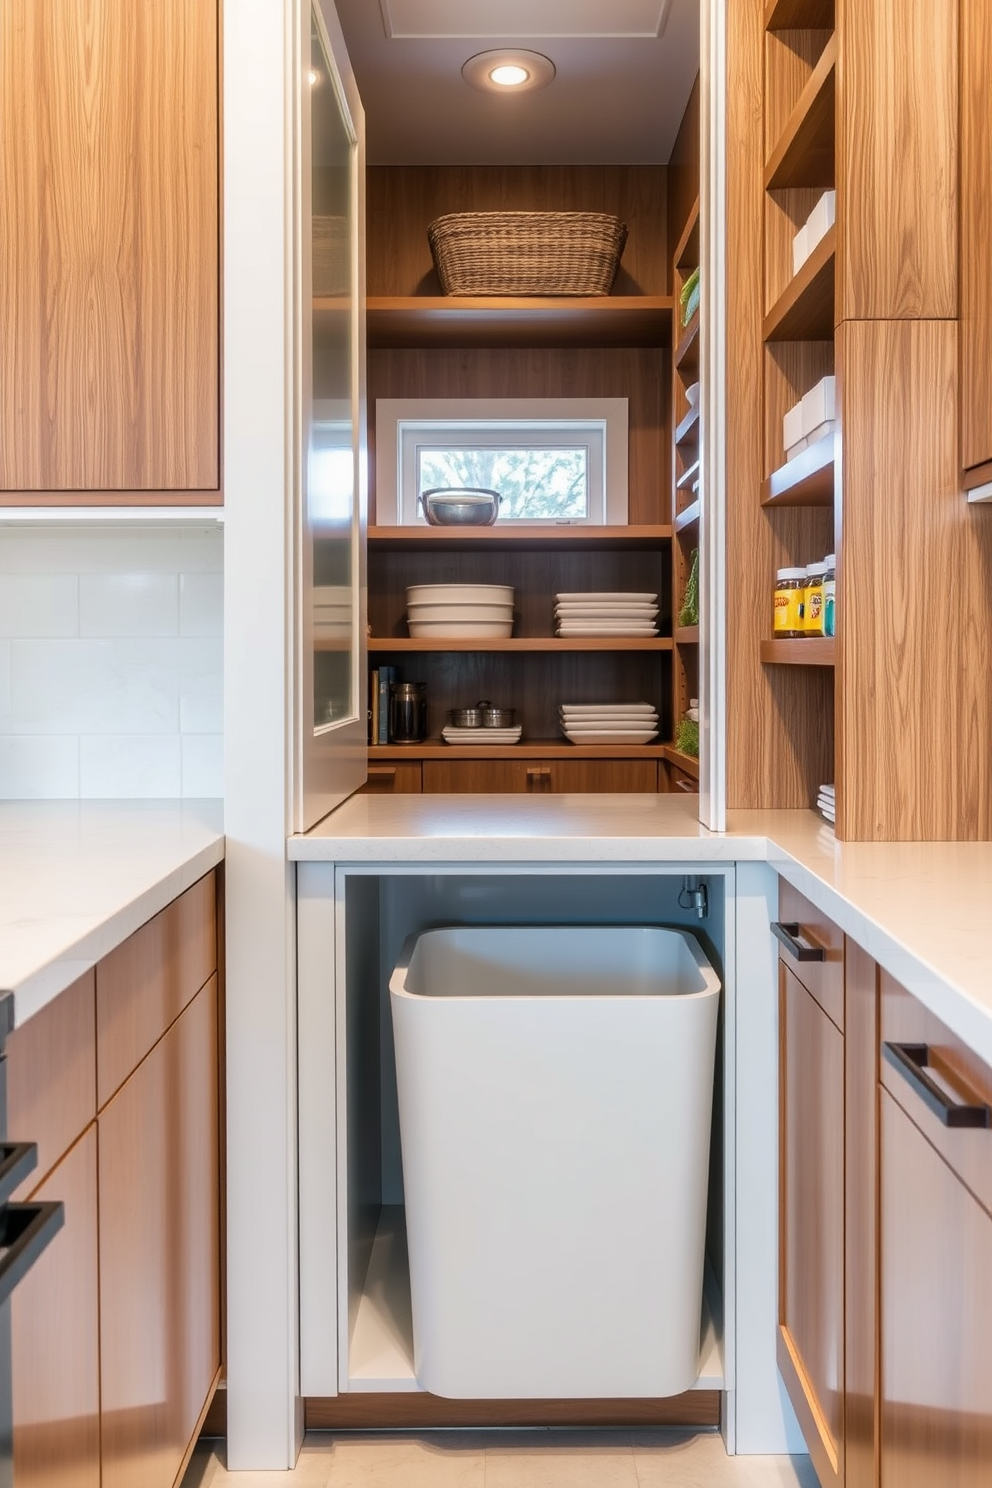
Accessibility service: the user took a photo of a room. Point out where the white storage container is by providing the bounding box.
[389,923,721,1399]
[802,374,836,438]
[783,398,806,458]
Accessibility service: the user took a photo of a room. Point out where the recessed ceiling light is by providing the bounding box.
[308,68,320,86]
[461,50,556,94]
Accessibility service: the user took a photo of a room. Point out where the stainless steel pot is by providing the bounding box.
[420,488,501,526]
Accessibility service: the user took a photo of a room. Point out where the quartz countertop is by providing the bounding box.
[291,793,992,1067]
[0,799,224,1027]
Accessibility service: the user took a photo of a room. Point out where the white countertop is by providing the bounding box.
[0,799,224,1027]
[291,793,992,1067]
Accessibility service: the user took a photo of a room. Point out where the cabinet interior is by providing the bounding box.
[339,872,727,1400]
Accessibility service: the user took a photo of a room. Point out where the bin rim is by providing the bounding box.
[388,923,721,1003]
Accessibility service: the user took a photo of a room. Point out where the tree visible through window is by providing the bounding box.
[418,446,588,520]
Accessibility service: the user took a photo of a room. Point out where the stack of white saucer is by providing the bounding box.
[817,783,835,824]
[559,702,659,745]
[554,592,659,637]
[314,585,351,640]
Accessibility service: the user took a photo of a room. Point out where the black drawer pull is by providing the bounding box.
[883,1042,992,1129]
[771,921,825,962]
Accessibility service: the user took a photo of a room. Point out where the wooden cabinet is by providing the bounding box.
[360,761,423,793]
[423,757,658,793]
[0,0,220,502]
[100,976,220,1488]
[960,0,992,486]
[776,884,845,1488]
[11,1131,101,1488]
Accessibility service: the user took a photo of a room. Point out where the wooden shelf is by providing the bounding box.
[760,637,835,666]
[675,626,700,644]
[765,0,834,27]
[676,460,701,492]
[662,745,700,779]
[674,312,700,372]
[764,36,836,190]
[368,637,674,653]
[674,199,700,273]
[674,499,700,534]
[675,405,700,446]
[368,524,673,551]
[359,295,674,350]
[369,742,668,761]
[761,433,835,506]
[763,227,835,342]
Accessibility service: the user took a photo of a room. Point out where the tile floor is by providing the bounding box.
[183,1430,819,1487]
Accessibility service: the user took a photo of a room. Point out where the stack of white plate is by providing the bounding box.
[313,585,351,640]
[406,583,514,639]
[559,702,659,745]
[441,725,523,745]
[554,592,659,636]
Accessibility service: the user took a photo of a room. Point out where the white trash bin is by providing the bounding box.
[389,923,720,1399]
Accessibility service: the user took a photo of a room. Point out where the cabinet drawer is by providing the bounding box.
[360,761,423,793]
[423,758,658,793]
[879,970,992,1214]
[96,870,217,1107]
[776,881,844,1032]
[6,969,96,1197]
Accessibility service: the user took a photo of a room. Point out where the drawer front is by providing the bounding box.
[879,970,992,1213]
[360,761,423,793]
[6,969,96,1198]
[423,758,658,793]
[96,870,217,1107]
[776,881,845,1032]
[669,765,699,794]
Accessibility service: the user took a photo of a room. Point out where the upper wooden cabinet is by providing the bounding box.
[0,0,220,501]
[960,0,992,484]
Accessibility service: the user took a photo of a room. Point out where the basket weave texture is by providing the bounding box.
[427,212,628,297]
[313,215,349,296]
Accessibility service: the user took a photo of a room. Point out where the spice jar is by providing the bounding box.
[773,568,805,638]
[822,553,836,638]
[389,681,427,743]
[804,561,826,637]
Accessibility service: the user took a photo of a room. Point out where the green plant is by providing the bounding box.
[676,716,699,758]
[678,548,699,628]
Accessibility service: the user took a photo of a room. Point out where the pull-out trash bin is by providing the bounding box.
[389,923,720,1399]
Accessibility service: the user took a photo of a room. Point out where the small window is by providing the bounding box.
[376,399,629,525]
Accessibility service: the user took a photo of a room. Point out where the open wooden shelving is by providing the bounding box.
[763,226,835,342]
[760,638,835,666]
[674,499,700,533]
[368,636,674,654]
[368,524,673,551]
[675,406,700,446]
[764,0,833,27]
[360,295,674,350]
[369,742,667,761]
[662,745,700,779]
[675,625,700,645]
[764,35,836,190]
[761,433,835,507]
[674,312,700,373]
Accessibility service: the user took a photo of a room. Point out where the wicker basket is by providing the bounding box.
[312,215,349,296]
[427,211,628,297]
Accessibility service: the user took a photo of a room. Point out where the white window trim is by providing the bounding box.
[375,398,629,526]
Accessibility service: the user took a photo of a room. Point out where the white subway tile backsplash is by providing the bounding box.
[0,736,79,798]
[79,573,179,637]
[0,574,78,638]
[181,734,224,797]
[180,573,223,637]
[0,528,224,800]
[80,735,182,798]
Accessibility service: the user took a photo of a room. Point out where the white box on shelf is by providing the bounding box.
[806,190,836,254]
[792,223,810,276]
[783,400,805,457]
[802,376,836,437]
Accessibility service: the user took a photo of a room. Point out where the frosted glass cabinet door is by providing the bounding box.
[296,0,368,830]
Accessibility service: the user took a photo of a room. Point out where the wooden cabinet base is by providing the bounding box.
[304,1392,720,1430]
[423,758,658,793]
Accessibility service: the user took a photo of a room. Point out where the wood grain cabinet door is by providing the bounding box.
[960,0,992,477]
[778,962,845,1488]
[11,1128,101,1488]
[879,1088,992,1488]
[99,976,221,1488]
[0,0,220,497]
[423,758,658,793]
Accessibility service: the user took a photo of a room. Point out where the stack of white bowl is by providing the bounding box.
[406,583,514,639]
[313,585,351,640]
[554,592,659,636]
[559,702,659,745]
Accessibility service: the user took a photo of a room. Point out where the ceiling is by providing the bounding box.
[330,0,700,166]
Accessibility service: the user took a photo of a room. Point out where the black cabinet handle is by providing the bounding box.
[0,1142,38,1207]
[882,1042,992,1129]
[0,1200,64,1308]
[771,921,826,962]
